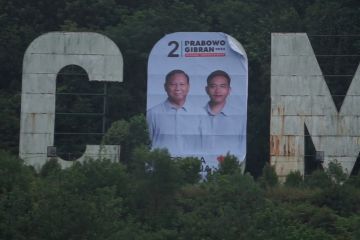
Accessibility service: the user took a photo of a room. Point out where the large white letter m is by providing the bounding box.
[270,33,360,178]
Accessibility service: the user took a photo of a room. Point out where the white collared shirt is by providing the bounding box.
[146,99,202,156]
[200,102,246,167]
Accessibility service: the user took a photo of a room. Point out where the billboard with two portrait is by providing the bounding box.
[147,32,248,173]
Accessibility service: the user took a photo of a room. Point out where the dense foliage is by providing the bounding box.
[1,149,360,239]
[1,0,360,176]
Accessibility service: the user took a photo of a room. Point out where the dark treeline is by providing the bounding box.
[1,0,360,176]
[1,148,360,239]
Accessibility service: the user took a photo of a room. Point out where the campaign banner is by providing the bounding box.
[147,32,248,173]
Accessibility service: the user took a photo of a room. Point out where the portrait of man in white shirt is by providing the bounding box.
[147,69,201,156]
[201,70,246,165]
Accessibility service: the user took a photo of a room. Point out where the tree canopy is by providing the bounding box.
[1,149,360,239]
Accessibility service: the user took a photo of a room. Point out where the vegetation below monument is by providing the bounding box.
[1,148,360,239]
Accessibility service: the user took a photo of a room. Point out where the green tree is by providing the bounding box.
[30,158,129,240]
[327,160,347,185]
[175,156,202,184]
[258,163,279,189]
[39,158,62,178]
[245,202,335,240]
[0,150,35,240]
[177,172,265,239]
[305,169,333,189]
[128,147,183,228]
[217,153,242,175]
[102,113,149,163]
[285,170,304,188]
[0,93,20,153]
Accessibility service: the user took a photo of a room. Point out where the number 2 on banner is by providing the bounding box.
[167,41,179,57]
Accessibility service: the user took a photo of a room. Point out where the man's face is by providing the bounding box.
[206,75,231,105]
[165,73,190,104]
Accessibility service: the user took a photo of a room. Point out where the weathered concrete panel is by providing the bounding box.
[22,74,57,93]
[270,135,304,156]
[23,54,120,82]
[310,95,337,116]
[304,116,342,136]
[19,32,123,169]
[272,95,337,117]
[271,76,329,96]
[271,33,360,180]
[270,116,304,135]
[20,133,54,169]
[310,136,360,158]
[270,115,360,136]
[271,33,314,56]
[272,55,322,76]
[26,32,121,55]
[21,93,55,113]
[20,113,55,133]
[271,96,312,115]
[341,95,360,115]
[344,65,360,95]
[20,133,53,153]
[271,156,305,176]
